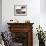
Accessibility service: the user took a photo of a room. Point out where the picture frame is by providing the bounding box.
[14,5,27,16]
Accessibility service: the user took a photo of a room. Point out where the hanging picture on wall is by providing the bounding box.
[14,5,27,16]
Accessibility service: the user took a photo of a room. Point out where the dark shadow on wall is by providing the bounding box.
[0,0,2,32]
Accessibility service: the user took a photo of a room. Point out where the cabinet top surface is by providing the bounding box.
[7,23,34,25]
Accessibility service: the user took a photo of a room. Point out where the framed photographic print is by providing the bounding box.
[14,5,27,16]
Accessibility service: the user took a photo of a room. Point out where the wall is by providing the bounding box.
[2,0,40,30]
[40,0,46,13]
[40,0,46,31]
[0,0,2,32]
[2,0,46,46]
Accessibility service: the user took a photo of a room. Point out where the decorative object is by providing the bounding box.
[14,5,27,16]
[36,25,45,46]
[25,20,30,23]
[8,19,19,23]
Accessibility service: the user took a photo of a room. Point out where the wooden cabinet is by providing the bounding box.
[7,23,34,46]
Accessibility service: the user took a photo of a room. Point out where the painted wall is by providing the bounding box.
[0,0,2,32]
[40,0,46,13]
[40,0,46,31]
[2,0,40,31]
[2,0,46,46]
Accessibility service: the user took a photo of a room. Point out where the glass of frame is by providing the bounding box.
[14,5,27,16]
